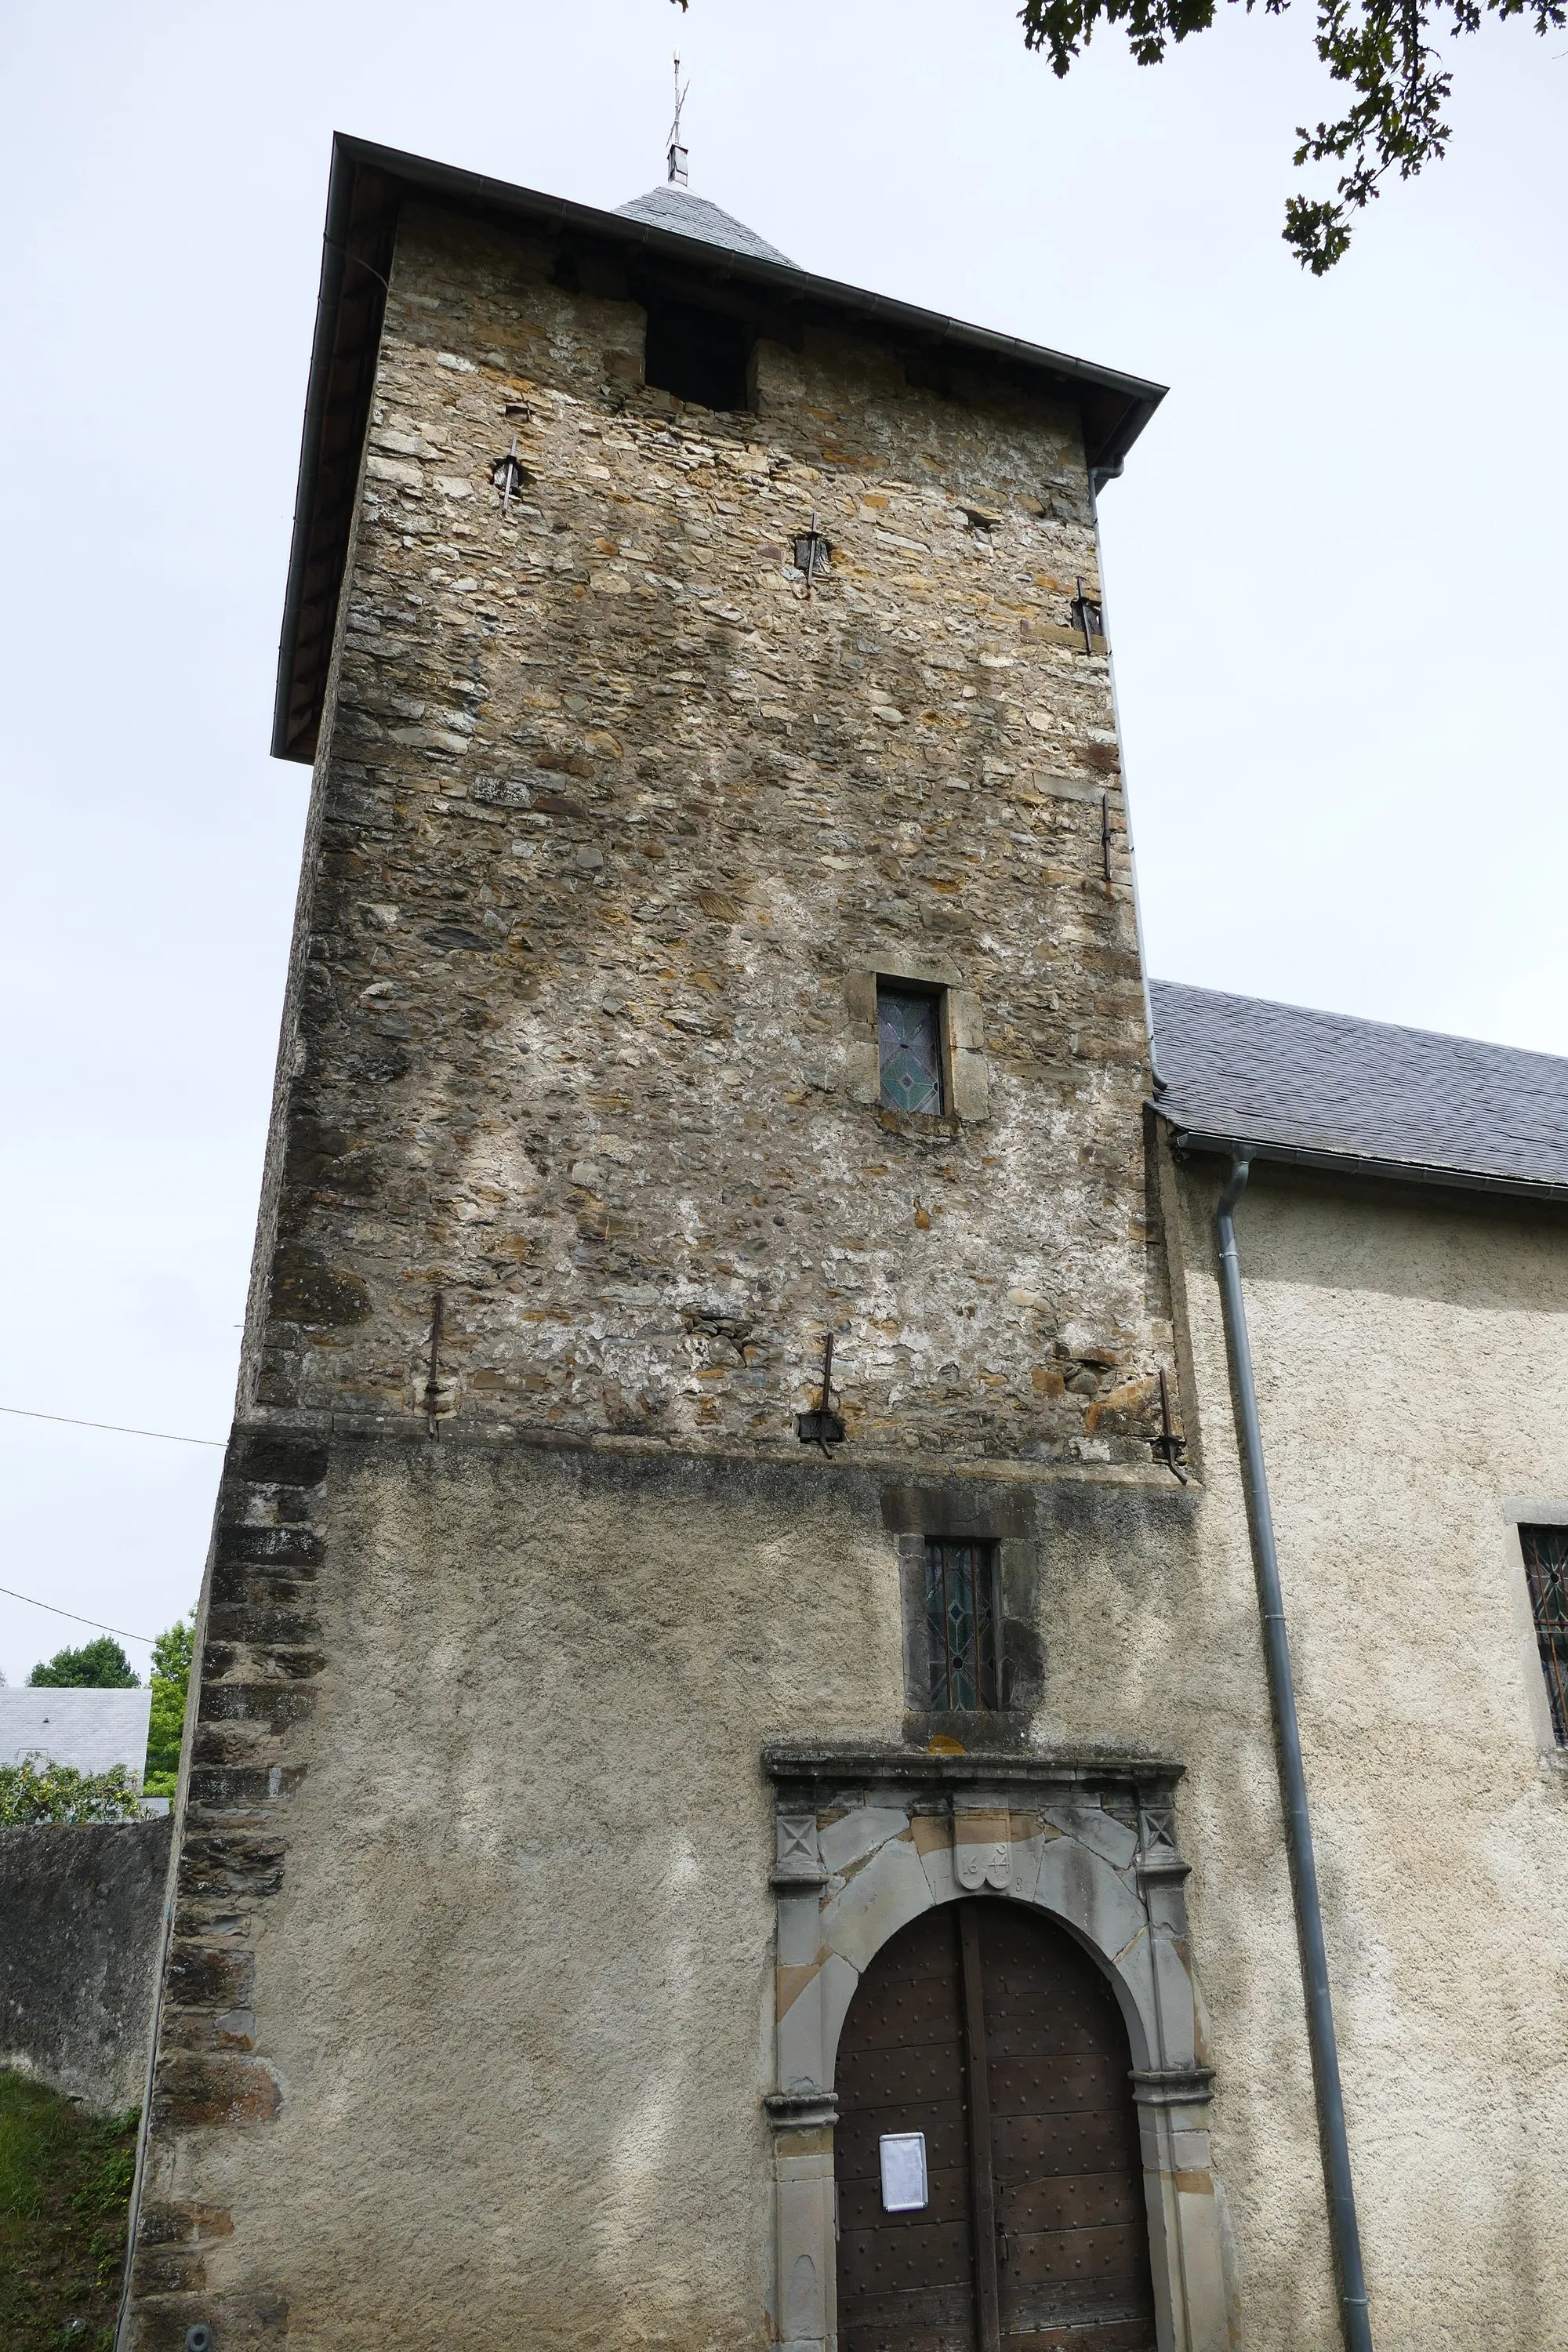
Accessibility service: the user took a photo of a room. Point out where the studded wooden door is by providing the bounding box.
[834,1900,1156,2352]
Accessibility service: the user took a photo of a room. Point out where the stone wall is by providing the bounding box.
[0,1817,171,2112]
[242,200,1175,1470]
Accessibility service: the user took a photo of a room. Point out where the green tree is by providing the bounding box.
[0,1759,144,1826]
[27,1636,139,1689]
[143,1614,194,1799]
[1016,0,1565,270]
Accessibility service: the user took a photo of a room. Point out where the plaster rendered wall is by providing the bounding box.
[119,1171,1568,2352]
[131,1442,1152,2345]
[122,1415,1369,2352]
[1161,1153,1568,2351]
[244,199,1174,1468]
[125,1438,903,2350]
[0,1817,172,2111]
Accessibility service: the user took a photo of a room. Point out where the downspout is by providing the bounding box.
[1214,1157,1373,2352]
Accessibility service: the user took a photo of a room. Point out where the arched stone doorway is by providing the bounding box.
[763,1745,1231,2352]
[836,1899,1157,2352]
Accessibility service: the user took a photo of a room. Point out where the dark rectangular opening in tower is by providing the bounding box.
[643,298,753,412]
[878,982,945,1117]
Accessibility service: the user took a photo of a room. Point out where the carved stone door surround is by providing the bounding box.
[764,1744,1229,2352]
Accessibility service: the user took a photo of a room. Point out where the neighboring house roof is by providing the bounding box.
[614,183,795,266]
[1151,978,1568,1201]
[272,132,1166,764]
[0,1688,152,1777]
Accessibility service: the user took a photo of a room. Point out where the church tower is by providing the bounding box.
[122,134,1234,2352]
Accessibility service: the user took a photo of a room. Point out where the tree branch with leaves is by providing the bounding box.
[1017,0,1564,268]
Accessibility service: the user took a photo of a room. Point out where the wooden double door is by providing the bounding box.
[835,1900,1156,2352]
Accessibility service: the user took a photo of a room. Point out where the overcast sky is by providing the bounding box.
[1,0,1563,1687]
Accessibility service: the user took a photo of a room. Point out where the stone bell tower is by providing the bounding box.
[256,151,1170,1468]
[121,134,1232,2352]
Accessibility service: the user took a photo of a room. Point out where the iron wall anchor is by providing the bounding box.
[1152,1363,1189,1483]
[490,437,531,512]
[796,1330,846,1453]
[1070,575,1104,655]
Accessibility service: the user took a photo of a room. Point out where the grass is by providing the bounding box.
[0,2071,139,2350]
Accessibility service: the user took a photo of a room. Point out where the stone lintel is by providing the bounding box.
[763,1743,1185,1796]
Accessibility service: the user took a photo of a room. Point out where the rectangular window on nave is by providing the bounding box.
[1519,1525,1568,1745]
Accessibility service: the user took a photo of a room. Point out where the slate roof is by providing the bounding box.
[0,1687,152,1775]
[1150,979,1568,1196]
[614,183,794,266]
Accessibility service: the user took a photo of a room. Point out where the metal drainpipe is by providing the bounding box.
[1214,1157,1374,2352]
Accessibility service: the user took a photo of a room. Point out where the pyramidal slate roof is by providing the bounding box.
[1150,978,1568,1197]
[615,183,794,266]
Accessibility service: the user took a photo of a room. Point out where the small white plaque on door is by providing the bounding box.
[879,2131,929,2212]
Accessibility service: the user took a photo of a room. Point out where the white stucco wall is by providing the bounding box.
[1164,1151,1568,2352]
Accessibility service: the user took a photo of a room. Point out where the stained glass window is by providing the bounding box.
[878,985,943,1116]
[1519,1525,1568,1745]
[924,1541,1000,1711]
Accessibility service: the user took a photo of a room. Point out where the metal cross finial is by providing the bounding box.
[667,55,690,186]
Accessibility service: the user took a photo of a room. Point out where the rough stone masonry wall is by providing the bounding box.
[249,200,1175,1468]
[123,1431,326,2351]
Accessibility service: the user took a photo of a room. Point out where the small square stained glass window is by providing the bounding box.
[878,985,943,1116]
[924,1541,1000,1711]
[1519,1525,1568,1745]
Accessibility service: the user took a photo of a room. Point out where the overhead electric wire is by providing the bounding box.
[0,1583,155,1645]
[0,1405,215,1657]
[0,1403,224,1449]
